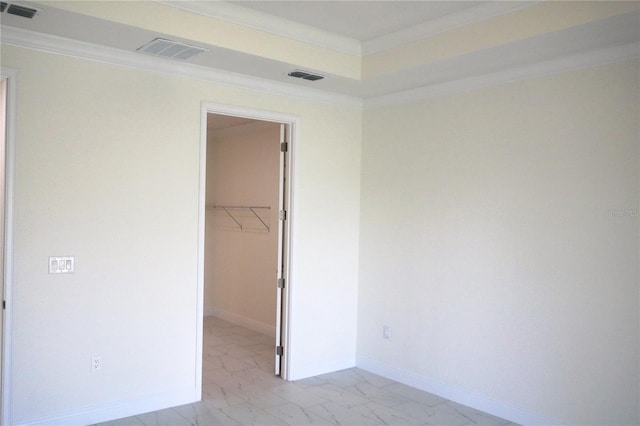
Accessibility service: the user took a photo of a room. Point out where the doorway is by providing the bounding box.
[199,104,293,382]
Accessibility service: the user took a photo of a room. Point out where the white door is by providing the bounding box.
[275,123,289,376]
[0,76,7,421]
[0,75,8,423]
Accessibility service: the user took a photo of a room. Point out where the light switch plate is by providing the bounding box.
[49,256,74,274]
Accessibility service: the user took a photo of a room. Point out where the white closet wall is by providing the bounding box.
[204,121,281,335]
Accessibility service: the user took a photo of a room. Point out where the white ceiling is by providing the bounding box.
[1,1,638,104]
[229,1,481,41]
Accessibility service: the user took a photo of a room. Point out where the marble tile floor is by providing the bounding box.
[97,317,517,426]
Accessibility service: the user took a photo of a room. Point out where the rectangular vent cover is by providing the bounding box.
[288,70,324,81]
[137,38,206,61]
[1,2,39,18]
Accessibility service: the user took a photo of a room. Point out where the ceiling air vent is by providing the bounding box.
[288,70,324,82]
[137,38,206,61]
[1,2,39,18]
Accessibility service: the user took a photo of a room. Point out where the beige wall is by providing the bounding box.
[358,60,639,425]
[204,122,280,333]
[3,20,637,426]
[1,45,362,423]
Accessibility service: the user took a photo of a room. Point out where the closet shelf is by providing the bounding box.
[210,205,271,232]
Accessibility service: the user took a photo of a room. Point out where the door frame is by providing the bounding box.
[198,102,296,381]
[1,67,18,425]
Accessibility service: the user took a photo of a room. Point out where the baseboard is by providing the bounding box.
[356,356,560,426]
[15,386,198,426]
[206,306,276,337]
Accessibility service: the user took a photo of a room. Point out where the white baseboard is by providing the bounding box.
[356,356,560,426]
[205,306,276,337]
[15,387,198,426]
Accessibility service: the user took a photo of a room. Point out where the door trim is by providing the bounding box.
[1,67,18,425]
[199,102,296,380]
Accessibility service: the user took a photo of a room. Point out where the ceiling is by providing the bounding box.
[1,1,638,104]
[229,1,481,41]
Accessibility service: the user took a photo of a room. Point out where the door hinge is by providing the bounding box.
[280,142,288,152]
[277,278,285,289]
[279,210,287,221]
[276,345,284,356]
[2,300,4,309]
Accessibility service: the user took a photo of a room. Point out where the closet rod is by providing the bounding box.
[212,205,271,232]
[212,205,271,210]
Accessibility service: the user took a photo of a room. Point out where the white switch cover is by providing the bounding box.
[383,325,391,339]
[49,256,74,274]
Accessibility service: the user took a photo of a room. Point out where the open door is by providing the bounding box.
[0,77,5,421]
[275,123,289,376]
[201,104,294,382]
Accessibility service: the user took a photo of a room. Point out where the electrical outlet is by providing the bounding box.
[383,325,391,339]
[91,356,102,372]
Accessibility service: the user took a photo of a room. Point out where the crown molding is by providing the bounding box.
[158,0,361,56]
[364,42,640,109]
[362,2,538,56]
[0,26,362,109]
[2,26,636,111]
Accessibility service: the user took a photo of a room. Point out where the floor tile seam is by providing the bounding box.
[394,398,461,421]
[266,402,341,426]
[334,399,371,409]
[379,385,447,407]
[264,387,333,408]
[362,409,404,426]
[339,383,416,407]
[306,388,370,407]
[360,401,440,426]
[394,401,482,426]
[219,401,284,425]
[224,386,292,408]
[170,406,201,425]
[444,401,502,426]
[202,389,250,410]
[307,402,386,426]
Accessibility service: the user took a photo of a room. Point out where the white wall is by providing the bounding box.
[6,18,636,426]
[204,122,280,334]
[358,60,639,425]
[1,45,361,424]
